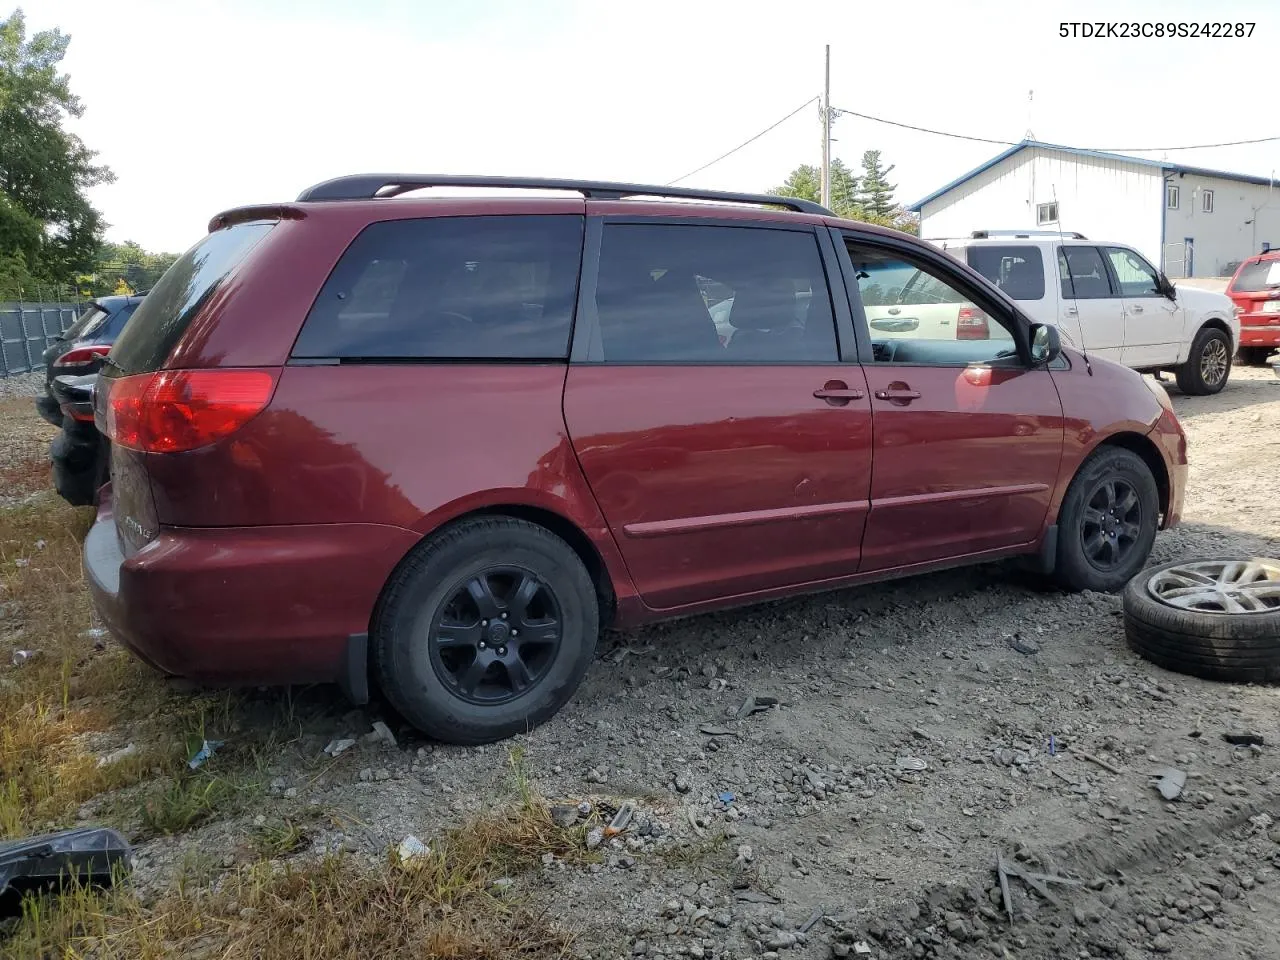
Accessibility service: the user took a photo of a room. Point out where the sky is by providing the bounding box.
[19,0,1280,253]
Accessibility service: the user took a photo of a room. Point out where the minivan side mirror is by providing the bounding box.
[1029,323,1061,366]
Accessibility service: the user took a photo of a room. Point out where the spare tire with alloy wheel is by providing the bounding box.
[372,517,599,745]
[1123,559,1280,682]
[1175,327,1232,395]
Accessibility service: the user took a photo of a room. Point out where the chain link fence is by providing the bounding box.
[0,299,86,377]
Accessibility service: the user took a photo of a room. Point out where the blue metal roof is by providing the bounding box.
[908,140,1277,211]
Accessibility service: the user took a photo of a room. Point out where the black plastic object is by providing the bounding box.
[0,827,130,916]
[294,174,834,216]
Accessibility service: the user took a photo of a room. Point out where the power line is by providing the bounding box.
[666,97,819,185]
[832,105,1280,154]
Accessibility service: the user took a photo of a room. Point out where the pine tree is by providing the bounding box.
[857,150,897,218]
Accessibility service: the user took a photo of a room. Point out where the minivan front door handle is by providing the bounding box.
[814,380,865,405]
[874,385,922,404]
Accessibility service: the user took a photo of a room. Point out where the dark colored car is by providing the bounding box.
[1226,249,1280,366]
[35,294,144,426]
[83,176,1188,745]
[49,373,108,507]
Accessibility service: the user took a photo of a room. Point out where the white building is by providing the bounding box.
[910,141,1279,278]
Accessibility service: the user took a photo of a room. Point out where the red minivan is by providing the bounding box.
[84,176,1187,744]
[1226,249,1280,366]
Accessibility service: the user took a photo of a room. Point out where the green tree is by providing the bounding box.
[0,8,113,293]
[769,159,861,219]
[857,150,897,218]
[769,153,918,235]
[82,240,179,296]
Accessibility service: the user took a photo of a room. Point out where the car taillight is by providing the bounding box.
[53,344,111,368]
[106,369,277,454]
[956,305,990,340]
[59,402,95,423]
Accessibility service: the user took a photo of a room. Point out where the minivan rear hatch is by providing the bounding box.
[96,221,275,557]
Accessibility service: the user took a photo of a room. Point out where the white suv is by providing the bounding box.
[930,231,1240,395]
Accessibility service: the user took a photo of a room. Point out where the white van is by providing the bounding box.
[930,231,1240,395]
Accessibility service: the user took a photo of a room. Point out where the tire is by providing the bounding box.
[371,517,598,745]
[1236,346,1274,367]
[1053,446,1160,593]
[1175,326,1232,395]
[1123,559,1280,682]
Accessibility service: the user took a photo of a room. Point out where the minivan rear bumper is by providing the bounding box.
[83,491,420,686]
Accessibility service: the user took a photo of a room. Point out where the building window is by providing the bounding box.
[1036,202,1058,225]
[1202,189,1214,213]
[1166,184,1180,209]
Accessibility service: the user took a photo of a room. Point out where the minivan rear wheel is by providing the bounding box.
[372,517,598,745]
[1053,447,1159,592]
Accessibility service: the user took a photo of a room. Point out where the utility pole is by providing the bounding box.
[821,44,831,208]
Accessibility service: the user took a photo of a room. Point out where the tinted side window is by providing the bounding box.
[965,246,1046,301]
[1057,247,1115,300]
[1103,246,1161,297]
[846,241,1017,366]
[111,221,275,374]
[293,216,584,360]
[593,224,837,363]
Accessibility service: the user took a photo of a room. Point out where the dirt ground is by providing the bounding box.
[4,365,1280,959]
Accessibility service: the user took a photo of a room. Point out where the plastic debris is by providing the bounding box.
[10,649,38,666]
[1224,732,1264,747]
[14,558,28,568]
[895,756,928,772]
[0,827,131,915]
[604,802,634,838]
[96,743,137,768]
[735,695,779,720]
[370,721,397,747]
[549,804,579,829]
[1152,767,1187,801]
[323,738,356,757]
[187,739,224,770]
[853,942,873,956]
[396,835,430,868]
[718,791,736,804]
[1049,734,1056,756]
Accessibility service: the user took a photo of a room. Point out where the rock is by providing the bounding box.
[586,827,604,850]
[373,768,390,781]
[96,743,137,767]
[1221,880,1240,901]
[324,738,356,757]
[550,805,580,829]
[906,818,926,833]
[1010,634,1040,655]
[947,919,970,940]
[631,941,648,956]
[766,931,798,950]
[674,774,692,794]
[370,720,397,747]
[1151,933,1173,953]
[358,768,373,782]
[832,945,851,958]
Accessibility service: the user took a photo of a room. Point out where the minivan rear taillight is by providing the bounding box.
[106,370,277,454]
[53,344,111,368]
[956,305,990,340]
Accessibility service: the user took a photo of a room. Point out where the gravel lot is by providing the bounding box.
[9,365,1280,959]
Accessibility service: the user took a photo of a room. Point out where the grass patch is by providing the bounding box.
[3,751,587,959]
[656,830,729,868]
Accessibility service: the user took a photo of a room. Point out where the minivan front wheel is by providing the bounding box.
[372,518,598,745]
[1054,447,1159,592]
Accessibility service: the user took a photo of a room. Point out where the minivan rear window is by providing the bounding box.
[108,221,274,374]
[965,246,1045,301]
[292,215,584,361]
[1233,259,1280,293]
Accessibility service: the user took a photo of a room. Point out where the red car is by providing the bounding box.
[1226,249,1280,366]
[84,176,1187,744]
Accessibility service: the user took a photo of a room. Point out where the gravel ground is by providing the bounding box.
[42,365,1280,957]
[0,370,44,401]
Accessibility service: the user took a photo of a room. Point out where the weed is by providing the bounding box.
[250,817,311,858]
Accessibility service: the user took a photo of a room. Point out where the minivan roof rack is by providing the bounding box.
[295,174,834,216]
[969,229,1088,239]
